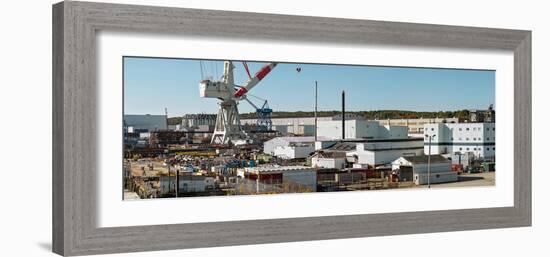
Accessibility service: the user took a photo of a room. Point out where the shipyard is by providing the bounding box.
[123,59,496,199]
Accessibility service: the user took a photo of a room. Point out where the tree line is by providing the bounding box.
[168,109,470,125]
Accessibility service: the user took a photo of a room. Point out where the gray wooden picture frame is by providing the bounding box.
[52,1,531,256]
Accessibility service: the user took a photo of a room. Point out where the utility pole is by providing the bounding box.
[314,81,318,141]
[166,107,170,196]
[175,166,179,198]
[167,164,171,196]
[426,134,435,188]
[427,136,431,188]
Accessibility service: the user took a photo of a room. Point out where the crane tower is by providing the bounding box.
[199,61,277,145]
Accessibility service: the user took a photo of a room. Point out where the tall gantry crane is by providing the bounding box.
[199,61,277,145]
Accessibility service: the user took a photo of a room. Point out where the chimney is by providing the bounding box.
[314,81,318,141]
[342,90,345,140]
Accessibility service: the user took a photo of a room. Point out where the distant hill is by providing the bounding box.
[168,109,470,125]
[243,110,470,120]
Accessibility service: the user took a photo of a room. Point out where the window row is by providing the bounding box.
[453,127,496,131]
[451,137,495,141]
[458,147,496,151]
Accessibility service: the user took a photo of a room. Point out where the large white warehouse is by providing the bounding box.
[314,119,423,167]
[424,122,495,158]
[378,117,460,135]
[355,138,424,166]
[317,119,408,140]
[242,117,333,136]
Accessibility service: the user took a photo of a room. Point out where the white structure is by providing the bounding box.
[124,114,167,132]
[317,119,408,140]
[311,151,346,169]
[264,136,331,159]
[424,122,495,158]
[160,175,216,194]
[242,116,334,136]
[314,119,423,167]
[320,138,424,167]
[378,117,460,135]
[271,123,316,136]
[273,145,314,159]
[355,139,424,166]
[243,116,460,136]
[244,166,317,191]
[392,155,457,185]
[178,175,216,193]
[199,61,277,144]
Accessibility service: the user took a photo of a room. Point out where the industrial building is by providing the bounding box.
[181,113,217,128]
[424,122,495,158]
[242,116,461,137]
[378,117,460,135]
[263,136,331,159]
[391,155,457,185]
[354,138,424,166]
[178,174,216,193]
[322,138,424,167]
[310,151,346,169]
[310,119,424,167]
[242,116,333,136]
[469,104,495,123]
[316,168,386,184]
[124,114,167,132]
[317,118,409,140]
[159,174,216,194]
[240,166,317,193]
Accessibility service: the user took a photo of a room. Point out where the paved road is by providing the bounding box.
[418,172,495,188]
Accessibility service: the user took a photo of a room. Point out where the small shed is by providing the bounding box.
[311,151,346,169]
[392,155,457,185]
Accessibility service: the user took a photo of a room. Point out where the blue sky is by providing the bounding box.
[123,57,495,117]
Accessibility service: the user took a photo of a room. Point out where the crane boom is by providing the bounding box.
[234,63,277,97]
[199,60,277,145]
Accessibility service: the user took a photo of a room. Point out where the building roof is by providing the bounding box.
[311,151,346,158]
[325,137,424,152]
[400,155,450,164]
[271,136,332,143]
[245,165,314,174]
[326,142,357,151]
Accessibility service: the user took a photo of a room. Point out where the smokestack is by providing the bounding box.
[314,81,318,141]
[165,107,168,130]
[342,90,345,140]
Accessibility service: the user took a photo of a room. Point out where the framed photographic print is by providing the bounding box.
[52,1,531,256]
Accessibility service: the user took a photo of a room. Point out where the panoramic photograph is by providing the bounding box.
[122,57,496,200]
